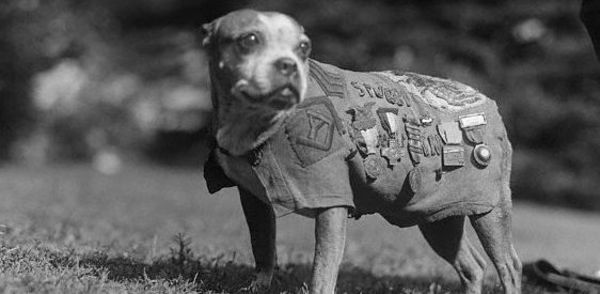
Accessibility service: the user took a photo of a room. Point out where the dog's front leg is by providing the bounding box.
[239,188,277,291]
[310,207,348,294]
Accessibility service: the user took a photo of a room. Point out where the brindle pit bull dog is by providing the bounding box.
[202,9,522,294]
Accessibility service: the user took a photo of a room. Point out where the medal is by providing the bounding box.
[364,154,386,179]
[381,138,404,166]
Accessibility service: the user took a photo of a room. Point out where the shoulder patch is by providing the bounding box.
[285,96,345,167]
[309,59,346,99]
[377,71,487,112]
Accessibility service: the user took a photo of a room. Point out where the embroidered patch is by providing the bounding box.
[350,80,407,106]
[309,59,345,99]
[385,71,487,112]
[286,96,345,167]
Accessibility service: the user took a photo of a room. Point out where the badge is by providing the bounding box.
[349,102,380,155]
[459,113,487,128]
[381,137,404,166]
[421,136,431,157]
[360,128,379,154]
[428,134,443,156]
[376,108,399,136]
[473,144,492,167]
[349,102,377,130]
[459,113,487,144]
[437,122,462,144]
[286,97,345,167]
[364,154,386,179]
[420,115,434,126]
[408,167,423,193]
[405,121,423,164]
[442,145,465,167]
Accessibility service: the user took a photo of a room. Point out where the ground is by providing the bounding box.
[0,164,598,293]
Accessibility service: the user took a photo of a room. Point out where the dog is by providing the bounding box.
[201,9,522,294]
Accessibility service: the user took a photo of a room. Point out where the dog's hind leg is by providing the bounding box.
[469,202,522,294]
[419,216,487,294]
[239,188,277,292]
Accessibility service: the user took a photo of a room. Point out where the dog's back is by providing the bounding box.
[245,60,513,225]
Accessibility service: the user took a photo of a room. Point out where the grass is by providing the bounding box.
[0,163,599,293]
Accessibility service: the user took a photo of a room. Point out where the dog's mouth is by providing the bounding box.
[239,85,300,110]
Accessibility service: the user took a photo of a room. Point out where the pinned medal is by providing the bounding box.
[420,115,434,126]
[473,144,492,167]
[349,102,377,131]
[349,102,379,155]
[361,128,379,154]
[442,145,465,167]
[381,137,404,166]
[437,122,462,145]
[364,154,386,179]
[377,108,400,136]
[405,121,423,165]
[459,113,487,144]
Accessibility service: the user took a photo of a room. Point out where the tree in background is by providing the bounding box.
[1,0,599,210]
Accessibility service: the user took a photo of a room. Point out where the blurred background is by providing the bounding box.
[2,0,599,210]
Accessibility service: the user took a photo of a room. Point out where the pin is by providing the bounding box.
[420,115,434,126]
[437,122,462,145]
[473,144,492,167]
[349,102,377,131]
[364,154,386,179]
[442,145,465,167]
[405,121,423,164]
[459,113,487,128]
[361,128,379,154]
[459,113,487,145]
[381,138,403,166]
[376,108,399,135]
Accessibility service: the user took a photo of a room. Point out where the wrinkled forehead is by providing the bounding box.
[217,10,304,43]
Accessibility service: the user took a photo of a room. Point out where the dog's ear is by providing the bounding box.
[201,18,220,48]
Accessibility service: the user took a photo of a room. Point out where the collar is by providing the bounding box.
[217,144,264,167]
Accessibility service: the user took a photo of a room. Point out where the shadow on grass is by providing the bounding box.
[45,249,461,294]
[48,250,550,293]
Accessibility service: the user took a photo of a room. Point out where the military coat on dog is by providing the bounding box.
[206,59,511,227]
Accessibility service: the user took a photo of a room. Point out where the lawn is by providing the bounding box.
[0,164,598,293]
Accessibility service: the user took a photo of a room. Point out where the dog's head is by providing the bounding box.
[202,9,311,111]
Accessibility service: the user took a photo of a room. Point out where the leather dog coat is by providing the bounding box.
[206,60,511,227]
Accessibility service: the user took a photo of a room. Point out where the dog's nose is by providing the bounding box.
[274,58,297,77]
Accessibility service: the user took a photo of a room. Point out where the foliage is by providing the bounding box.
[1,0,600,209]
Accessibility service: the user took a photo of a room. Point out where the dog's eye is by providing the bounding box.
[297,41,312,59]
[237,33,260,51]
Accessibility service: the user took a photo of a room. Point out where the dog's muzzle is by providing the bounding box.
[235,82,300,110]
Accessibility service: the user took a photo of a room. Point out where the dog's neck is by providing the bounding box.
[210,68,292,156]
[214,96,291,156]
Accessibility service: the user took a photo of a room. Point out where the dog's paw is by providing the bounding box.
[240,273,272,293]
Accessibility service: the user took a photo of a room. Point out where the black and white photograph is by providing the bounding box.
[0,0,599,293]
